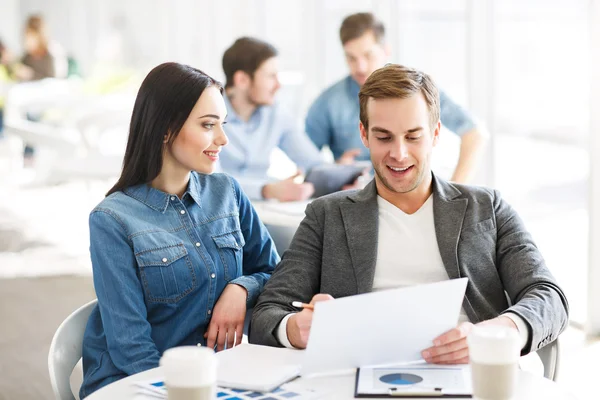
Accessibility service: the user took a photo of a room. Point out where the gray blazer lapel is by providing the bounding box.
[432,175,468,280]
[340,180,379,294]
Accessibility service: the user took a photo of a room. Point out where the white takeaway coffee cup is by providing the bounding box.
[467,325,521,400]
[159,346,217,400]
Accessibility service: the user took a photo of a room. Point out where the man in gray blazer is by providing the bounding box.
[250,64,568,363]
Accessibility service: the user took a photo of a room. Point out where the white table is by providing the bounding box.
[86,367,576,400]
[252,200,308,225]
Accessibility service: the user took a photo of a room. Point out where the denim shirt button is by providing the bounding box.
[196,343,202,347]
[208,309,212,315]
[170,196,175,201]
[162,257,167,263]
[211,273,216,279]
[180,210,186,215]
[195,242,201,247]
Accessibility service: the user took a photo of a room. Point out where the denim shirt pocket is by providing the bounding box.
[135,243,197,304]
[212,230,245,281]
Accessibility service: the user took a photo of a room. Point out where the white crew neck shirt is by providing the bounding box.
[373,194,469,322]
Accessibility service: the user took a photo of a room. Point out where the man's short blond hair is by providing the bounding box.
[359,64,440,131]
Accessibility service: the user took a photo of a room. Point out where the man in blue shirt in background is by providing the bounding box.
[219,37,361,201]
[306,13,486,183]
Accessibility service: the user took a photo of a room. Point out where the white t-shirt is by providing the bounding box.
[373,194,469,322]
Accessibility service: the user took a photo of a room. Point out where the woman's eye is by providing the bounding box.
[203,123,215,129]
[376,137,390,141]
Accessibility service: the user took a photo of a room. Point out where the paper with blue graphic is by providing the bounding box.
[133,379,323,400]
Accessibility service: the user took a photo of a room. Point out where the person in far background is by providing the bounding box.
[0,39,29,137]
[20,14,68,81]
[305,12,486,183]
[0,40,13,137]
[219,37,362,202]
[18,14,69,165]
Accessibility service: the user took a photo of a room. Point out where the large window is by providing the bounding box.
[387,0,591,325]
[493,0,590,325]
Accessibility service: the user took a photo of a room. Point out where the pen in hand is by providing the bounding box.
[291,301,314,310]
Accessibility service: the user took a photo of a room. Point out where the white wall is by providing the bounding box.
[1,0,474,116]
[0,0,21,51]
[587,0,600,336]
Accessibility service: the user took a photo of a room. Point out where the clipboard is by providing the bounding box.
[354,366,473,398]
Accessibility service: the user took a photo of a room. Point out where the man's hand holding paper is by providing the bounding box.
[422,316,520,364]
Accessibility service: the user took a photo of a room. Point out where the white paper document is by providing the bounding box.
[217,343,304,392]
[302,278,468,375]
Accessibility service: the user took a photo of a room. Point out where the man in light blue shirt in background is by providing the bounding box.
[219,37,318,201]
[219,37,362,201]
[306,13,486,183]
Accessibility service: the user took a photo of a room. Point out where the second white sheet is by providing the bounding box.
[302,278,468,375]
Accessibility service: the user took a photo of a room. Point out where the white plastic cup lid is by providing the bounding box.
[160,346,217,387]
[467,325,521,364]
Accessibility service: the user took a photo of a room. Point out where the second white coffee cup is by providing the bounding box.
[159,346,217,400]
[467,325,521,400]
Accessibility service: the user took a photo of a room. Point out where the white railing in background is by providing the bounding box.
[3,78,135,185]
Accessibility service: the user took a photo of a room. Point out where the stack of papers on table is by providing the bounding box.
[217,343,303,392]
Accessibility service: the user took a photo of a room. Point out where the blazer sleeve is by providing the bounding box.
[249,203,324,347]
[494,190,569,354]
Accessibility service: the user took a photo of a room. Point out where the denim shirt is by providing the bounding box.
[305,75,477,161]
[218,95,324,199]
[80,172,279,398]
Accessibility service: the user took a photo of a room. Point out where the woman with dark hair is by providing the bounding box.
[80,62,279,398]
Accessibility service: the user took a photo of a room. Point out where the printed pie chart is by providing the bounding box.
[379,373,423,385]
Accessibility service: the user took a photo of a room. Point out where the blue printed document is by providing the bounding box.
[133,379,325,400]
[355,363,473,398]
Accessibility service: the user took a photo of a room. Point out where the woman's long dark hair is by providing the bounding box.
[107,62,223,196]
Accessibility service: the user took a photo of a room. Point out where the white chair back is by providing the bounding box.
[537,338,560,381]
[48,299,97,400]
